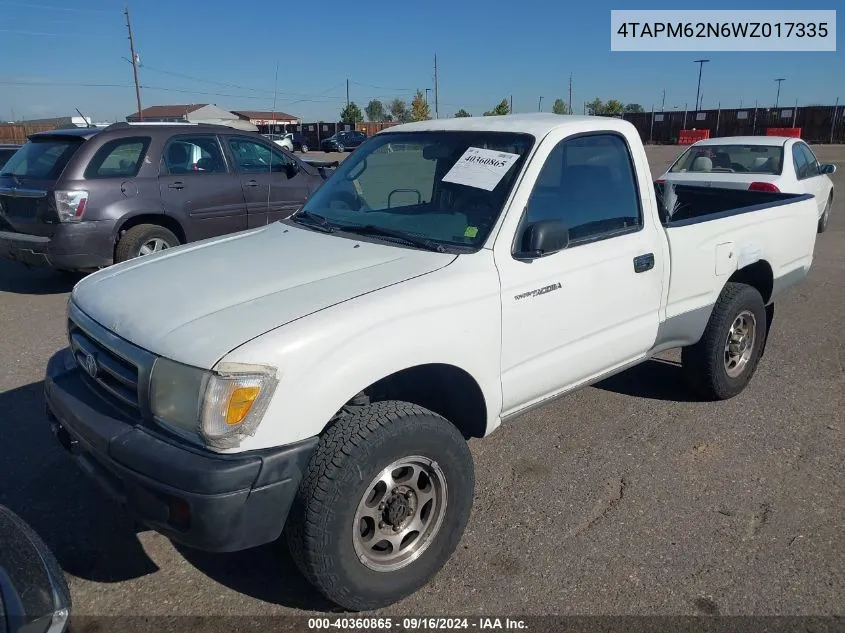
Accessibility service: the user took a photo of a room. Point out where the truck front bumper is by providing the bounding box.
[44,348,317,553]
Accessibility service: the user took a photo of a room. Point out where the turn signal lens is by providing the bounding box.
[226,386,261,425]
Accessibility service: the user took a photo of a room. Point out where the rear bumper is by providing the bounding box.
[44,348,318,553]
[0,221,114,271]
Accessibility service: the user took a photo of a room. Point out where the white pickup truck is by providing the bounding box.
[45,114,818,611]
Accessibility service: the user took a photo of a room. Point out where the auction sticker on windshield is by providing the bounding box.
[442,147,521,191]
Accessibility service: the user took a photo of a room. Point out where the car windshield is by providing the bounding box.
[0,137,84,180]
[670,144,784,175]
[298,131,535,250]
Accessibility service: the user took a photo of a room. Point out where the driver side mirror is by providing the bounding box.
[514,220,569,260]
[820,163,837,175]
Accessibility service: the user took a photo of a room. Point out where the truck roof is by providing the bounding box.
[378,113,633,138]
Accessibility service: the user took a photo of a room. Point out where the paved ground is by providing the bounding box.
[0,145,843,619]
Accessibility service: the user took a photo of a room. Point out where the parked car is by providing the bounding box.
[0,143,21,169]
[286,132,309,153]
[47,114,818,612]
[263,133,294,151]
[320,129,367,152]
[656,136,836,233]
[0,505,71,633]
[0,122,327,273]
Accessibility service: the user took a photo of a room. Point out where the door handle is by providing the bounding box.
[168,181,184,190]
[633,253,655,273]
[246,179,260,187]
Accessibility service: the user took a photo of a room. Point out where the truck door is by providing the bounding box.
[494,131,665,415]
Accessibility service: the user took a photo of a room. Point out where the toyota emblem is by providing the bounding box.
[82,352,99,378]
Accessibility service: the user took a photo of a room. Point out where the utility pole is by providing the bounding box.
[568,74,573,114]
[693,59,709,114]
[124,6,142,120]
[346,78,349,109]
[538,96,543,111]
[509,95,513,114]
[831,97,839,144]
[774,78,785,109]
[661,89,666,112]
[433,54,439,119]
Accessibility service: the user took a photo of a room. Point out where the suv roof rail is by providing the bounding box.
[107,121,201,129]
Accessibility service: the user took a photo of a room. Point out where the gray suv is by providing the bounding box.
[0,123,326,273]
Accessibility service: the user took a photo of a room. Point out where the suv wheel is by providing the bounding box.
[115,224,180,263]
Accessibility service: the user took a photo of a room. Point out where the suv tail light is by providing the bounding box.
[748,182,780,193]
[54,190,88,222]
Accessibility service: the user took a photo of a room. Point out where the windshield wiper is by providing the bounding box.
[335,224,447,253]
[291,210,336,233]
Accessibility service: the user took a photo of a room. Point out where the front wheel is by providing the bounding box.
[818,195,832,233]
[681,282,768,400]
[300,144,309,153]
[285,400,475,611]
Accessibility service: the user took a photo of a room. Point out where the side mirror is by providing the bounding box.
[284,162,300,179]
[514,220,569,260]
[820,163,837,175]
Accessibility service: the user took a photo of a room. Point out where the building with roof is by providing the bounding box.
[125,104,259,131]
[230,110,299,134]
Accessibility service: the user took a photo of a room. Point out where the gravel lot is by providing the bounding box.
[0,145,843,620]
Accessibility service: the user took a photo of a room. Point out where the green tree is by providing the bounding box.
[624,103,645,113]
[483,99,510,116]
[340,101,364,124]
[410,90,432,121]
[586,98,604,116]
[389,98,410,123]
[454,109,472,117]
[365,99,387,122]
[552,98,569,114]
[603,99,625,116]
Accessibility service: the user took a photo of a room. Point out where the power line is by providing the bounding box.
[0,0,111,12]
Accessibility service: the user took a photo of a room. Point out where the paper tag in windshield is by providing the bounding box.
[442,147,521,191]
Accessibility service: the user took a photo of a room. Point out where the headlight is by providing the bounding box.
[150,358,278,449]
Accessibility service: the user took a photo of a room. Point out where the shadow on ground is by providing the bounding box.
[593,358,705,403]
[0,379,331,609]
[0,259,82,295]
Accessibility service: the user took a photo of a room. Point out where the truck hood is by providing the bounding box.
[71,223,455,368]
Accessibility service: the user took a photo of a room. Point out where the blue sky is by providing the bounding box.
[0,0,841,122]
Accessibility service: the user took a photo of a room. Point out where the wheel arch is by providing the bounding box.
[114,213,187,247]
[726,259,774,305]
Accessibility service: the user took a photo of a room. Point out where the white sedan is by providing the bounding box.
[657,136,836,233]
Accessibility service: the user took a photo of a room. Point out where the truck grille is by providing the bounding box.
[66,302,155,417]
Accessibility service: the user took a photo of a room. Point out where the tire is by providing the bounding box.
[336,144,345,153]
[817,194,832,233]
[285,400,475,611]
[681,282,768,400]
[300,144,309,153]
[115,224,180,263]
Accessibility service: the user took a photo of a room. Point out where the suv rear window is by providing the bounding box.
[85,136,151,179]
[0,137,84,180]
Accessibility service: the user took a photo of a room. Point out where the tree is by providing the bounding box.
[624,103,645,113]
[340,101,363,124]
[454,109,472,117]
[603,99,625,116]
[552,98,569,115]
[483,99,510,116]
[586,98,604,116]
[410,90,431,121]
[365,99,387,122]
[389,98,410,123]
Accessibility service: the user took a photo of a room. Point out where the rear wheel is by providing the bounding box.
[336,144,345,152]
[285,400,475,611]
[300,144,309,153]
[115,224,180,263]
[681,282,768,400]
[818,194,832,233]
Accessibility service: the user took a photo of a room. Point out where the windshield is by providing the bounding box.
[0,137,84,180]
[298,130,535,250]
[670,144,784,175]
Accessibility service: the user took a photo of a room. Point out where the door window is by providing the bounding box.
[797,143,820,178]
[523,133,642,245]
[792,143,810,180]
[162,135,227,175]
[226,137,292,173]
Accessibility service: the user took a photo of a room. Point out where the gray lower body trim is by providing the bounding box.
[771,266,809,301]
[648,303,714,356]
